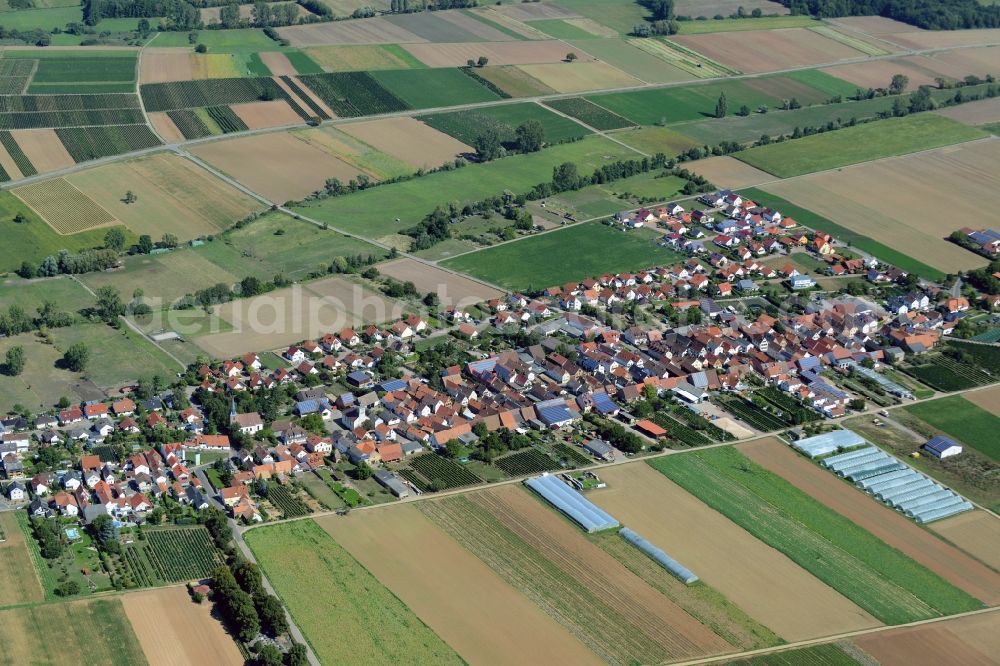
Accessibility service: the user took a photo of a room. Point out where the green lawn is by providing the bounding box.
[0,276,93,313]
[245,520,463,666]
[904,396,1000,462]
[370,68,501,108]
[742,188,945,281]
[734,113,987,177]
[0,5,81,29]
[649,447,983,625]
[531,18,601,40]
[676,16,818,34]
[150,28,282,51]
[0,192,123,274]
[419,102,592,146]
[292,136,636,240]
[442,222,686,291]
[49,322,180,388]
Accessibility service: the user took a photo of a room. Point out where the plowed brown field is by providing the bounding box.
[339,117,471,170]
[230,100,302,130]
[319,506,604,666]
[672,28,866,73]
[589,463,880,641]
[11,129,74,173]
[686,155,773,188]
[931,511,1000,572]
[743,438,1000,604]
[853,611,1000,666]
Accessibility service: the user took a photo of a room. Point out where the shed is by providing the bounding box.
[922,436,962,459]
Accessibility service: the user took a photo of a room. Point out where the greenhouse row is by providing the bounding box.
[524,473,620,533]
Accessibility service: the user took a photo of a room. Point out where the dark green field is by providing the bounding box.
[371,68,501,108]
[442,222,685,291]
[905,395,1000,462]
[419,102,591,145]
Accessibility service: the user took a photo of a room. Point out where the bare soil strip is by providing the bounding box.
[589,464,880,641]
[853,611,1000,666]
[259,51,297,77]
[318,507,604,666]
[743,437,1000,604]
[11,128,75,173]
[930,511,1000,573]
[147,112,185,143]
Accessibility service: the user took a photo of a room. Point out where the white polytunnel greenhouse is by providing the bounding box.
[524,473,620,533]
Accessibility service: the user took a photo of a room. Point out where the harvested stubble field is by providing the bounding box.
[13,177,116,234]
[912,46,1000,80]
[742,438,1000,604]
[475,65,556,96]
[339,117,471,171]
[516,61,642,93]
[611,125,701,155]
[762,138,999,274]
[65,153,262,241]
[419,485,733,666]
[246,519,464,666]
[302,44,424,72]
[930,511,1000,572]
[11,128,74,172]
[572,38,699,84]
[937,96,1000,125]
[138,50,193,84]
[853,611,1000,666]
[319,505,604,666]
[190,131,368,202]
[147,112,184,142]
[402,40,587,68]
[229,100,302,129]
[122,587,242,666]
[193,276,399,357]
[278,16,427,46]
[0,512,43,606]
[879,28,1000,50]
[651,448,984,625]
[685,155,773,188]
[293,126,412,179]
[671,27,868,73]
[383,8,517,42]
[376,257,503,307]
[820,58,941,89]
[0,598,148,664]
[589,464,875,641]
[735,113,988,178]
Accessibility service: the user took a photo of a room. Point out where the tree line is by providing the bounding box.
[780,0,1000,29]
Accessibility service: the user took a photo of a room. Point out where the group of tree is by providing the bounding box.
[465,423,534,463]
[0,301,73,338]
[584,413,645,454]
[18,248,119,279]
[779,0,1000,30]
[83,0,200,30]
[473,120,547,162]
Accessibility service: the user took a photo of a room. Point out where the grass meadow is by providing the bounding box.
[245,520,463,666]
[419,102,592,145]
[904,396,1000,462]
[649,447,984,624]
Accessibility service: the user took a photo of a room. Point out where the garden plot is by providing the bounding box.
[278,16,426,46]
[65,153,262,241]
[339,117,471,170]
[517,61,641,92]
[230,100,302,129]
[743,438,1000,605]
[190,131,368,202]
[671,27,868,73]
[589,463,877,641]
[319,506,604,666]
[402,40,587,67]
[11,128,74,172]
[377,257,503,306]
[764,139,999,274]
[123,587,242,666]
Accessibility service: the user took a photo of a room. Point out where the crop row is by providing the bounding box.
[279,76,330,120]
[718,396,788,432]
[0,93,141,113]
[146,528,223,582]
[166,109,213,140]
[205,105,248,134]
[553,443,592,466]
[267,483,311,518]
[56,125,161,163]
[32,57,137,84]
[0,59,34,78]
[544,97,634,131]
[494,448,561,476]
[0,131,36,176]
[408,453,482,490]
[0,77,27,95]
[298,72,409,118]
[755,387,822,421]
[650,411,713,447]
[141,77,298,113]
[907,362,978,392]
[0,108,146,130]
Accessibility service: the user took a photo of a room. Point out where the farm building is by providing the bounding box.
[791,429,866,458]
[583,438,614,462]
[535,398,576,428]
[922,436,962,459]
[373,470,410,498]
[635,419,667,439]
[524,473,619,533]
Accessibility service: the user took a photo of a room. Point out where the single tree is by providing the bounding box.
[123,190,137,204]
[477,55,488,67]
[194,43,207,53]
[4,346,25,376]
[63,342,89,372]
[715,91,728,118]
[889,73,909,95]
[473,128,502,161]
[160,233,178,248]
[137,234,154,254]
[565,52,578,62]
[104,227,125,252]
[95,286,125,323]
[515,119,544,153]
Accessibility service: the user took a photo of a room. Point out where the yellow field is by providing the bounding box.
[13,178,116,234]
[65,153,263,241]
[0,513,43,606]
[517,61,642,93]
[303,44,418,71]
[190,53,242,79]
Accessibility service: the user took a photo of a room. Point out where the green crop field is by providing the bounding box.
[292,136,636,240]
[150,28,280,51]
[56,125,161,162]
[245,520,463,666]
[568,38,695,84]
[611,126,701,155]
[49,322,179,388]
[723,643,863,665]
[419,102,591,146]
[904,396,1000,462]
[741,188,945,281]
[0,599,148,664]
[442,222,686,291]
[0,276,93,314]
[734,114,987,177]
[554,0,650,34]
[782,69,859,100]
[676,16,818,34]
[543,97,634,130]
[0,191,119,273]
[649,448,983,625]
[531,18,601,40]
[0,5,81,30]
[370,68,501,108]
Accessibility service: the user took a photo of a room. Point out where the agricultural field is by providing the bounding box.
[376,257,503,307]
[517,61,642,93]
[742,438,1000,605]
[54,125,160,163]
[402,40,584,68]
[230,100,302,129]
[650,447,984,624]
[610,125,701,155]
[853,611,1000,666]
[588,463,875,641]
[937,97,1000,126]
[420,484,734,665]
[821,58,942,90]
[292,136,637,241]
[904,395,1000,463]
[419,102,591,147]
[675,16,818,34]
[0,333,99,410]
[245,519,464,665]
[721,643,868,666]
[23,52,137,93]
[0,598,148,664]
[320,506,604,666]
[757,137,999,275]
[278,16,428,46]
[404,453,482,490]
[686,156,773,189]
[469,65,556,97]
[0,512,43,606]
[13,177,116,235]
[267,482,312,518]
[670,27,868,73]
[442,222,685,292]
[543,97,634,130]
[734,113,987,178]
[285,71,408,117]
[741,188,947,280]
[122,587,244,666]
[303,43,424,71]
[930,510,1000,573]
[545,0,649,35]
[10,128,74,172]
[570,38,697,84]
[370,67,501,108]
[338,117,472,171]
[140,76,305,114]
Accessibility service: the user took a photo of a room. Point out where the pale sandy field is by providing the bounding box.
[687,155,773,188]
[339,117,472,170]
[377,256,503,307]
[931,510,1000,573]
[402,40,589,67]
[11,128,74,173]
[671,27,866,73]
[230,100,303,130]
